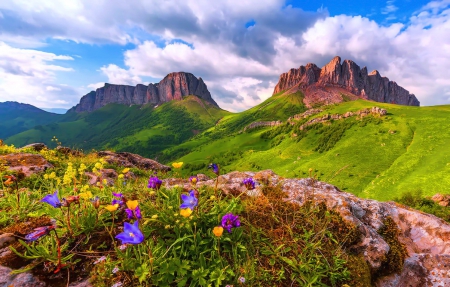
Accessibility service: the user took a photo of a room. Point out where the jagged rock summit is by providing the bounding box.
[69,72,218,113]
[274,56,420,107]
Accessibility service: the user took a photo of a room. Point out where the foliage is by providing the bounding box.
[394,190,450,222]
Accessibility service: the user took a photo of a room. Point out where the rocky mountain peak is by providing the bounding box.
[273,56,420,107]
[68,72,218,113]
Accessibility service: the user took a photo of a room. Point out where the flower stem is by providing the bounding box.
[66,205,73,235]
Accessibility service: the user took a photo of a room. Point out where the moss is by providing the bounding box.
[374,216,408,279]
[342,254,372,287]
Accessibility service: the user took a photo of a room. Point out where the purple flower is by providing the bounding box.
[180,190,198,210]
[115,221,144,245]
[125,206,142,220]
[243,177,256,190]
[221,213,241,233]
[111,192,125,206]
[147,176,162,190]
[41,191,62,208]
[208,163,220,175]
[25,225,55,242]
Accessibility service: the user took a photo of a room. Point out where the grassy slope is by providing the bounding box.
[0,103,62,139]
[6,96,229,159]
[176,98,450,201]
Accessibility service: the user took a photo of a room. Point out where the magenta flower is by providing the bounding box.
[221,213,241,233]
[25,225,56,242]
[180,190,198,210]
[111,192,125,206]
[41,191,62,208]
[115,221,144,245]
[148,176,162,189]
[243,177,256,190]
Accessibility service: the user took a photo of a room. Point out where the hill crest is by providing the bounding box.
[274,56,420,107]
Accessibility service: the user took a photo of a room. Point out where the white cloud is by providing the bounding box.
[87,82,105,90]
[1,0,450,110]
[0,42,79,108]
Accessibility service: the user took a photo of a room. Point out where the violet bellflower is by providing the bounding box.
[147,176,162,190]
[115,221,144,245]
[242,177,256,190]
[25,225,56,242]
[41,191,62,208]
[180,190,198,210]
[221,213,241,233]
[208,163,220,176]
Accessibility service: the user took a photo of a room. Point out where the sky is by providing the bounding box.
[0,0,449,112]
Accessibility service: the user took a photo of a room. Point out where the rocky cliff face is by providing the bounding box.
[273,56,420,107]
[69,72,218,113]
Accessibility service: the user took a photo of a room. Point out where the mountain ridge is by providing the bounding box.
[68,72,218,113]
[274,56,420,107]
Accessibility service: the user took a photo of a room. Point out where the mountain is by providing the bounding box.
[274,56,420,107]
[0,102,61,139]
[68,72,218,113]
[6,96,229,159]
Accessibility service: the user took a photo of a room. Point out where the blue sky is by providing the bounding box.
[0,0,448,111]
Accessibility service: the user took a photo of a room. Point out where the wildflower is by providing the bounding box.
[242,177,256,190]
[49,172,56,179]
[93,256,107,265]
[111,192,125,206]
[164,225,171,229]
[61,195,80,207]
[213,226,224,237]
[208,163,220,175]
[94,162,103,170]
[44,174,49,180]
[221,213,241,233]
[180,208,193,218]
[122,168,130,174]
[90,196,100,209]
[4,175,16,185]
[105,204,119,212]
[79,190,93,199]
[125,200,142,220]
[102,179,108,185]
[41,191,62,208]
[149,190,156,196]
[210,195,216,200]
[180,190,198,210]
[25,225,56,242]
[118,174,124,179]
[172,162,183,168]
[189,176,198,185]
[112,266,119,274]
[118,244,127,250]
[147,176,162,190]
[238,276,246,284]
[115,221,144,245]
[151,215,158,219]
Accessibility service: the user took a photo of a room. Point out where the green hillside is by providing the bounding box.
[6,96,229,159]
[172,98,450,201]
[0,102,62,139]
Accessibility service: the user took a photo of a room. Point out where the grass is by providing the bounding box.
[0,143,379,286]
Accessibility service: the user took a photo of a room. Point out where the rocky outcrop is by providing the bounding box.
[20,143,48,152]
[96,151,171,172]
[243,120,282,132]
[69,72,218,113]
[431,193,450,207]
[163,170,450,285]
[273,56,420,107]
[0,153,53,177]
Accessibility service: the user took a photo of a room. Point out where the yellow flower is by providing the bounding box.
[102,179,108,185]
[213,226,224,237]
[118,174,124,179]
[165,225,171,229]
[180,208,192,218]
[126,200,139,210]
[105,204,119,212]
[44,174,49,179]
[49,172,56,179]
[95,162,103,170]
[122,168,130,174]
[172,162,183,169]
[210,195,216,200]
[149,190,156,196]
[151,215,158,219]
[79,191,93,199]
